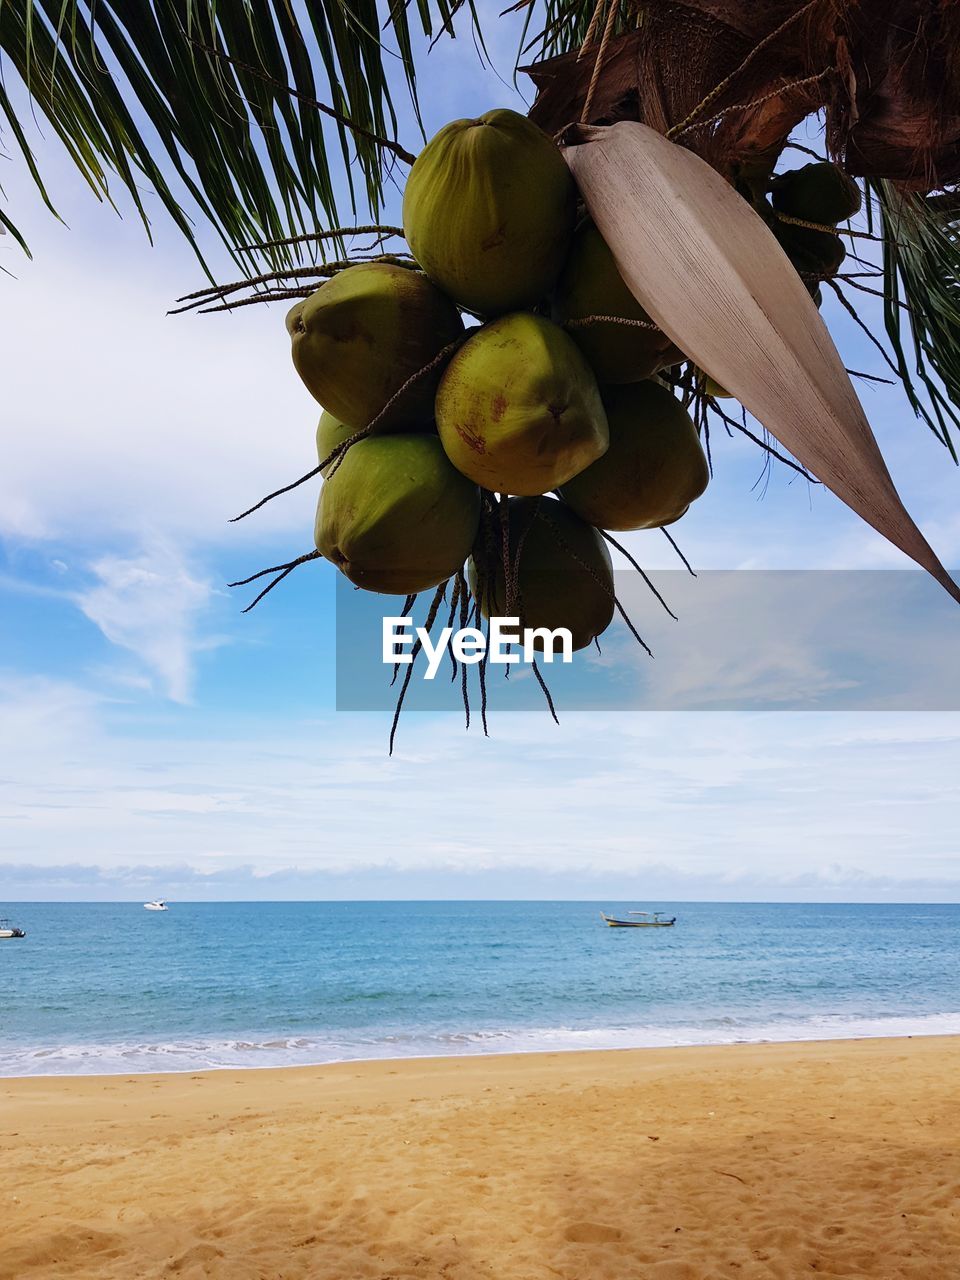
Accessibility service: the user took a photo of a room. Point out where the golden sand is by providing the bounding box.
[2,1036,959,1279]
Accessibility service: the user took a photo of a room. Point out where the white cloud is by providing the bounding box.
[0,205,319,551]
[71,541,218,702]
[0,675,101,757]
[0,674,957,895]
[590,569,960,711]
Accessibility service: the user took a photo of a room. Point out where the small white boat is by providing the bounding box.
[0,918,26,938]
[601,910,676,928]
[143,900,168,912]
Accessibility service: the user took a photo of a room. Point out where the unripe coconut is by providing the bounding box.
[771,162,862,224]
[316,409,436,476]
[436,313,609,496]
[286,262,464,430]
[552,222,676,383]
[469,496,614,652]
[316,411,354,477]
[315,434,480,595]
[559,381,708,531]
[403,109,576,316]
[776,223,846,277]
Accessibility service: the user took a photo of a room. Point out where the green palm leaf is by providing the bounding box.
[0,0,480,270]
[869,181,960,460]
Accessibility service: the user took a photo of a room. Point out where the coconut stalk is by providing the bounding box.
[562,120,960,604]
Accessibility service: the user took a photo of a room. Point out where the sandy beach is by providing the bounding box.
[2,1036,959,1279]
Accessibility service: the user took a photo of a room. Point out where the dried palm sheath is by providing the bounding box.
[563,121,960,604]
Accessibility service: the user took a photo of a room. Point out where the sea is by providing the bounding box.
[1,901,958,1077]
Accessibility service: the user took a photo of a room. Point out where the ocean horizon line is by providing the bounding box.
[5,897,960,906]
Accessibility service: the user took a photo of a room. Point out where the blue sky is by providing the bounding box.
[1,13,959,901]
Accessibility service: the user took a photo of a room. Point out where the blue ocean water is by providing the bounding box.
[1,902,958,1076]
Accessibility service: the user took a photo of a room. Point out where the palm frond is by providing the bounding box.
[870,181,960,460]
[0,0,484,270]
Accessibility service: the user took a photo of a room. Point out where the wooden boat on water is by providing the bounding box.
[600,911,676,928]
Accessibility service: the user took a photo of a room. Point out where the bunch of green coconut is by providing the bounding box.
[287,108,854,655]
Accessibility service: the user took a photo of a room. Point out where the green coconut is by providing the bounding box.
[316,410,437,475]
[315,434,480,595]
[552,221,676,383]
[436,313,609,496]
[403,109,576,316]
[559,381,708,531]
[771,162,862,225]
[286,262,464,431]
[776,223,846,278]
[315,411,355,477]
[470,496,614,652]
